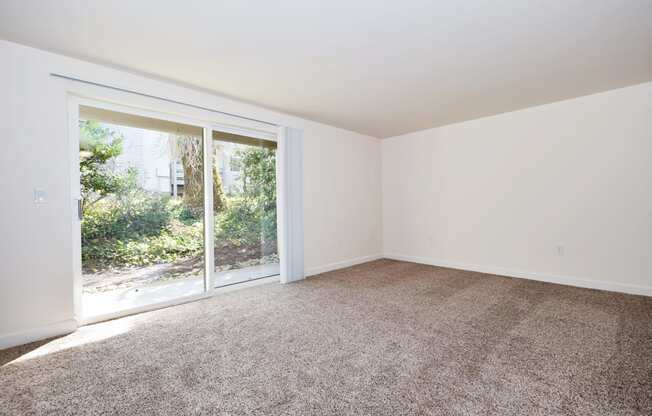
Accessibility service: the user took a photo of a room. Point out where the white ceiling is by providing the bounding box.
[1,1,651,138]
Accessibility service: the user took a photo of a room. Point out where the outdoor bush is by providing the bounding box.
[215,197,261,245]
[82,199,204,268]
[83,220,203,268]
[82,191,173,242]
[81,189,205,269]
[260,208,277,243]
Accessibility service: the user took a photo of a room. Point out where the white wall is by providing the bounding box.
[0,40,382,344]
[383,82,652,296]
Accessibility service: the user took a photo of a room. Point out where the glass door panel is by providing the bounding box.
[79,105,206,318]
[212,130,279,287]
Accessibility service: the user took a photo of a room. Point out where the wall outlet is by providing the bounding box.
[556,244,565,256]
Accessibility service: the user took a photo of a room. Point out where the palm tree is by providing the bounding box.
[174,135,227,214]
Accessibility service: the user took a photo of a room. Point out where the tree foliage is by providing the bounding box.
[239,146,277,211]
[217,146,277,244]
[79,120,134,209]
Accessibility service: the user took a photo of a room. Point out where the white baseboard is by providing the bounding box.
[305,254,383,277]
[384,253,652,297]
[0,319,78,351]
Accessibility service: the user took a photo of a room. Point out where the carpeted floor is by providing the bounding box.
[1,259,651,415]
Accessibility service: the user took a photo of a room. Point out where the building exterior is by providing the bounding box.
[106,123,242,196]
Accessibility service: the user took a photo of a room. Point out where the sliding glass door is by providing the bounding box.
[212,130,279,287]
[78,105,207,318]
[76,101,280,319]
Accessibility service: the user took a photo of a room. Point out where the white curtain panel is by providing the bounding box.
[277,126,304,283]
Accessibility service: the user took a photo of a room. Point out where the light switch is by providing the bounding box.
[34,188,47,204]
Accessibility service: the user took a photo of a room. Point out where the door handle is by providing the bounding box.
[77,198,83,220]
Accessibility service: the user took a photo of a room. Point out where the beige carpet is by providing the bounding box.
[1,259,651,415]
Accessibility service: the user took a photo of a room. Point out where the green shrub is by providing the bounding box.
[216,197,261,245]
[83,222,203,268]
[82,191,173,242]
[260,208,277,243]
[81,191,204,269]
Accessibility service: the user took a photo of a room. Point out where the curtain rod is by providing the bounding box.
[49,73,279,127]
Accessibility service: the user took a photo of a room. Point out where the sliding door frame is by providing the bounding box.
[210,123,279,288]
[66,88,281,325]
